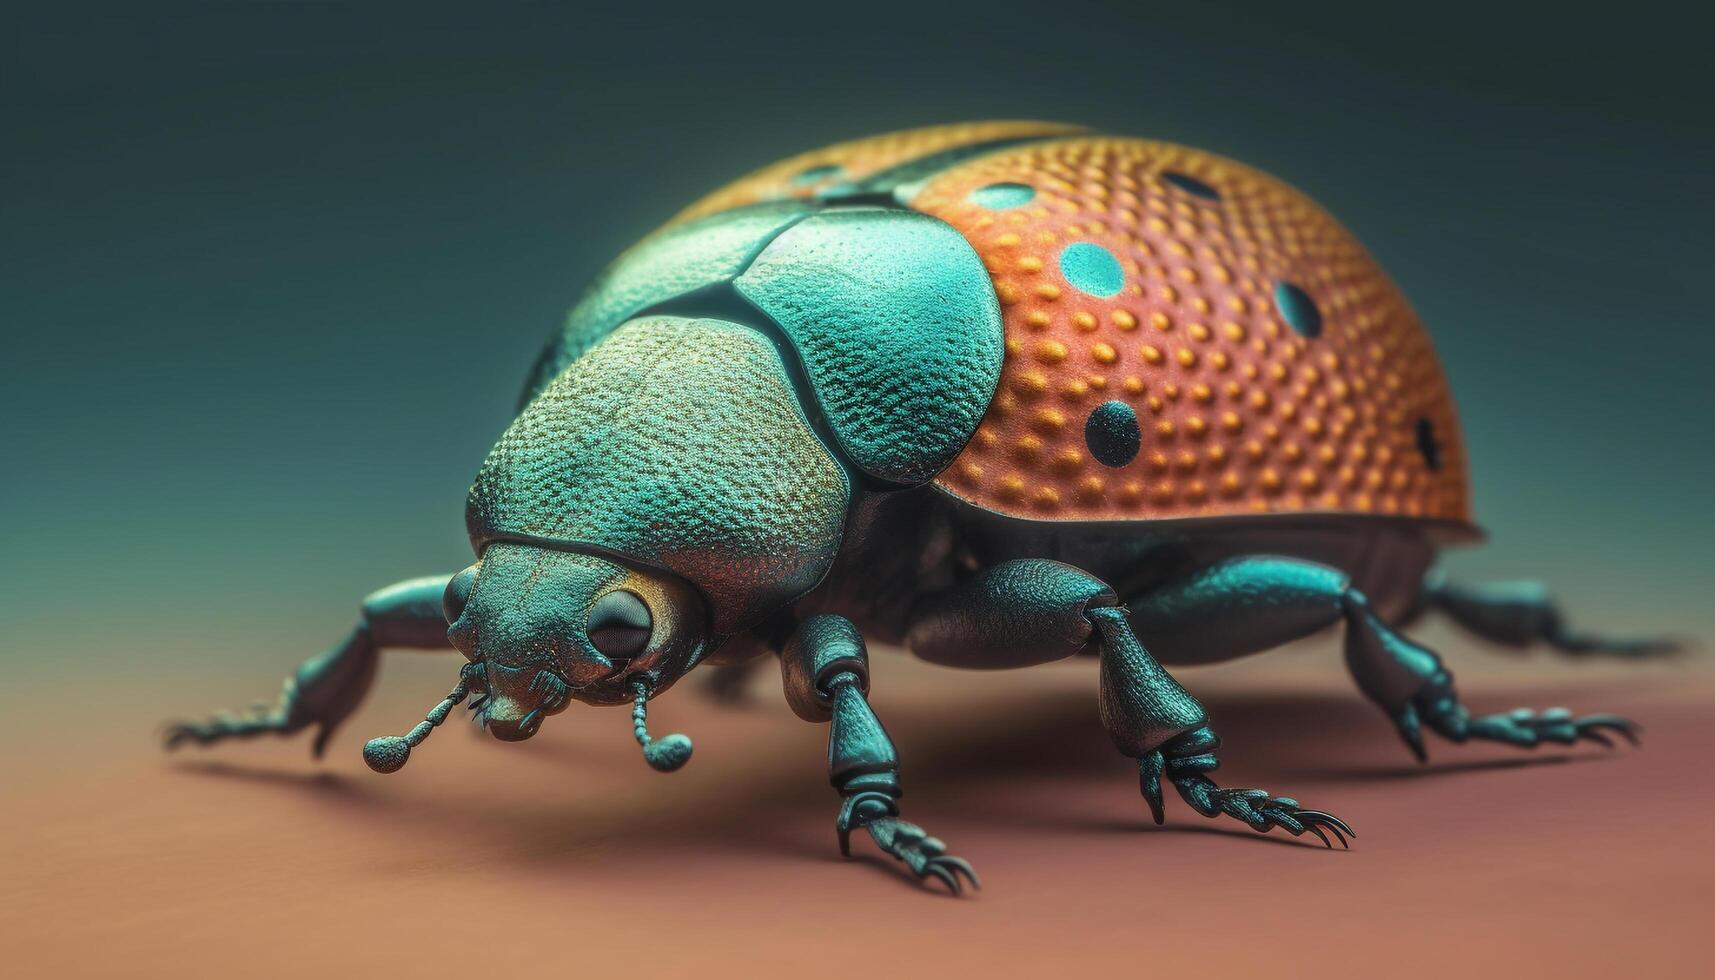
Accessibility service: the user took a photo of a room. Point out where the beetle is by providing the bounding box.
[164,121,1675,894]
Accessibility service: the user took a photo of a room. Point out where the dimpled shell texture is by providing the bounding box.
[522,201,813,406]
[908,137,1471,524]
[468,316,850,633]
[734,208,1004,484]
[671,120,1086,224]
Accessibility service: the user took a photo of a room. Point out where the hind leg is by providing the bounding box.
[1127,557,1640,762]
[907,560,1353,847]
[1422,575,1680,657]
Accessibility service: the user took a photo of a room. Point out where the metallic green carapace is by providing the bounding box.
[164,123,1677,895]
[472,315,850,634]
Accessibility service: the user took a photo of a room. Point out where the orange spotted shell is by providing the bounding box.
[675,123,1472,529]
[672,120,1086,224]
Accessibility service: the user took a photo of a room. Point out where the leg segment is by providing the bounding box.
[1425,576,1679,657]
[780,614,978,894]
[1128,557,1640,762]
[1088,606,1354,847]
[906,558,1116,668]
[906,560,1351,847]
[162,574,456,757]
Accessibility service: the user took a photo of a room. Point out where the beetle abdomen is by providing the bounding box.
[909,137,1470,525]
[548,122,1473,532]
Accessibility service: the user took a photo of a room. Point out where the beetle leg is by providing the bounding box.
[1085,605,1354,847]
[905,558,1350,848]
[1341,586,1646,758]
[780,614,979,895]
[1125,556,1644,762]
[1400,671,1643,753]
[1421,575,1681,658]
[162,574,457,759]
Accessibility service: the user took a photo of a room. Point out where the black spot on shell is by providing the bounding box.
[1273,280,1323,338]
[1415,418,1442,471]
[1162,171,1220,200]
[1086,401,1141,468]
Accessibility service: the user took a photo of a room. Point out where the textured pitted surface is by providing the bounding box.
[905,559,1118,669]
[522,201,813,405]
[909,137,1471,525]
[670,120,1086,224]
[735,208,1004,484]
[469,315,851,634]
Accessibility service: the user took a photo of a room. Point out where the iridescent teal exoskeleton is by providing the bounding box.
[165,123,1677,894]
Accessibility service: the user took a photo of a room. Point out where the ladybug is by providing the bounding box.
[165,122,1674,894]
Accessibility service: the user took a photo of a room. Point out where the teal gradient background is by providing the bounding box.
[4,0,1710,690]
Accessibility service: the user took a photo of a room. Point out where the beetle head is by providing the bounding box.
[442,542,707,742]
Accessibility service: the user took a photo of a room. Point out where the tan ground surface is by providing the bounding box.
[5,633,1710,979]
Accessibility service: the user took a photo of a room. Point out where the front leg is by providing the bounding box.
[162,573,461,758]
[780,614,979,895]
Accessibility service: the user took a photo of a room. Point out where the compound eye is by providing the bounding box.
[587,589,653,662]
[443,566,478,625]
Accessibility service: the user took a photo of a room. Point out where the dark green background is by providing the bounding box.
[5,2,1709,680]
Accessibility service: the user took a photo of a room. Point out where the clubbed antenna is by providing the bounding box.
[632,680,693,772]
[363,670,475,773]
